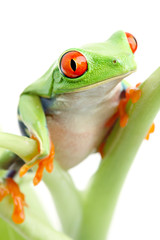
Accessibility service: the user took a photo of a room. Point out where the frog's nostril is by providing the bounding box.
[113,60,117,64]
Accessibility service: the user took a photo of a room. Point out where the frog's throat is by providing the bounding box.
[66,70,136,93]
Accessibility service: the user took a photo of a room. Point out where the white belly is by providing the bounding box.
[47,82,121,169]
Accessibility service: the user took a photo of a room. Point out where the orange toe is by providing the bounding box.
[0,178,27,224]
[145,123,155,140]
[106,112,119,128]
[120,113,129,127]
[33,163,44,186]
[33,140,55,186]
[19,165,30,177]
[127,88,141,103]
[98,142,105,158]
[119,85,141,127]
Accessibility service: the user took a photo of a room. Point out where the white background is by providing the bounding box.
[0,0,160,239]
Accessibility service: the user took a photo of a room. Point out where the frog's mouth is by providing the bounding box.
[67,70,136,93]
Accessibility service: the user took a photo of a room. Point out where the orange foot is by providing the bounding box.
[19,138,55,186]
[107,83,142,128]
[98,141,105,158]
[0,178,27,224]
[145,123,155,140]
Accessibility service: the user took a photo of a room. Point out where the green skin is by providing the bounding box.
[1,31,160,240]
[0,30,136,171]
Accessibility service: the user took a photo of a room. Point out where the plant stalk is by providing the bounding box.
[77,67,160,240]
[43,162,82,239]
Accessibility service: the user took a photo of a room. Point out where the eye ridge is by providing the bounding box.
[70,59,76,71]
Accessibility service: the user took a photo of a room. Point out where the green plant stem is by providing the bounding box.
[77,67,160,240]
[0,217,25,240]
[0,133,39,162]
[0,174,72,240]
[43,162,82,239]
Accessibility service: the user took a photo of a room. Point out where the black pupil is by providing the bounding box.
[70,59,76,71]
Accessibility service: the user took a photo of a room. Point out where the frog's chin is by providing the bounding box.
[67,70,136,93]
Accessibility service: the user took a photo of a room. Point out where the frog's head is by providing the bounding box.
[52,31,137,94]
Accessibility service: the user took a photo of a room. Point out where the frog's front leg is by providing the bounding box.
[107,82,154,140]
[18,94,55,185]
[0,94,54,185]
[98,83,142,157]
[99,82,156,157]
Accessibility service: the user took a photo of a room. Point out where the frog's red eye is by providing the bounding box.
[125,32,137,53]
[60,51,88,78]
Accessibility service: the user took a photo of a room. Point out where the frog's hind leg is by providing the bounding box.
[0,148,27,224]
[18,95,55,186]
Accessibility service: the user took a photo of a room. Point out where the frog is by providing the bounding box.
[0,30,141,224]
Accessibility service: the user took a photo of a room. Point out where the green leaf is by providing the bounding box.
[0,133,39,162]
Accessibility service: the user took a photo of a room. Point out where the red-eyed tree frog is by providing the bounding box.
[0,30,143,224]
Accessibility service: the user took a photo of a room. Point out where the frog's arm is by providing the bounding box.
[0,64,55,185]
[17,64,56,184]
[18,94,50,159]
[19,64,54,155]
